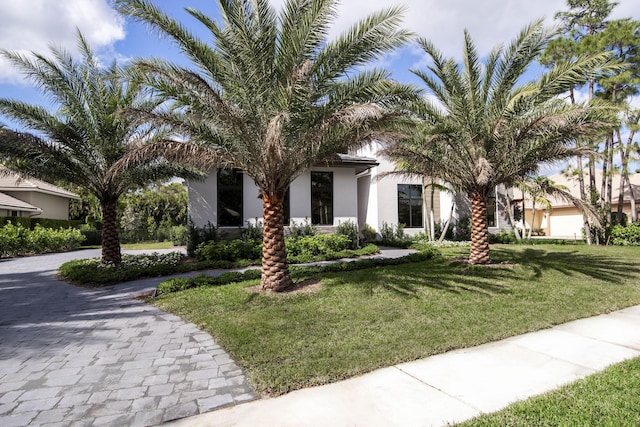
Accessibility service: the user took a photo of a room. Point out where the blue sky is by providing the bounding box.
[3,0,638,101]
[1,0,639,175]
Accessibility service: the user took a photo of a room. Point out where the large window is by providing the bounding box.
[311,172,333,225]
[397,184,423,228]
[217,169,243,226]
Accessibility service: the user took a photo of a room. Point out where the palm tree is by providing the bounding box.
[115,0,417,291]
[384,20,615,264]
[0,33,200,264]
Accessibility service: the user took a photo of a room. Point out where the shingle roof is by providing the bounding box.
[0,192,41,213]
[0,170,79,199]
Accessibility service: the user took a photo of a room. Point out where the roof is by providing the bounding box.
[529,171,640,208]
[0,170,79,199]
[319,154,379,174]
[0,192,41,213]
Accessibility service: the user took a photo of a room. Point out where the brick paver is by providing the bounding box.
[0,250,257,426]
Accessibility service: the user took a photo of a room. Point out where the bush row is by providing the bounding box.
[57,243,381,286]
[156,246,441,296]
[58,252,189,285]
[0,222,85,258]
[609,223,640,246]
[0,216,82,230]
[195,234,362,263]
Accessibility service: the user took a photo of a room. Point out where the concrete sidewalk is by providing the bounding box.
[170,305,640,427]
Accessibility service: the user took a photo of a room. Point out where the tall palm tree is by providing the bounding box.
[115,0,417,291]
[0,33,200,264]
[384,20,615,264]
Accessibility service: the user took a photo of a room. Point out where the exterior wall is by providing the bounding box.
[3,191,70,220]
[188,167,360,230]
[355,142,452,237]
[187,174,218,228]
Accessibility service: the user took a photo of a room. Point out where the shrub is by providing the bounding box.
[360,223,377,243]
[187,220,218,256]
[195,239,262,261]
[489,230,518,244]
[286,234,351,257]
[336,220,359,249]
[0,222,84,257]
[610,223,640,246]
[242,220,264,241]
[288,218,317,238]
[59,252,185,284]
[170,226,187,246]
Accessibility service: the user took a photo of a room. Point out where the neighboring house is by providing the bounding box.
[521,171,640,239]
[0,171,79,220]
[188,154,378,234]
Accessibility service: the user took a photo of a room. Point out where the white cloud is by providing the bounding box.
[0,0,125,84]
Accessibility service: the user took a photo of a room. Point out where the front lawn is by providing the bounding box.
[152,244,640,395]
[457,356,640,426]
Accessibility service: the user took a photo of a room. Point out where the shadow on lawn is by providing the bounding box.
[324,246,640,298]
[489,246,640,283]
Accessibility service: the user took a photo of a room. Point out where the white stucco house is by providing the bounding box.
[188,154,380,234]
[187,142,520,238]
[0,171,79,220]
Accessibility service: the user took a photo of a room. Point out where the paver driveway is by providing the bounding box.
[0,250,256,426]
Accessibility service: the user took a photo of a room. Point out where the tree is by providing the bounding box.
[384,20,615,264]
[0,33,200,264]
[115,0,416,291]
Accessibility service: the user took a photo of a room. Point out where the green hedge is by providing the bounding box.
[0,222,85,258]
[0,217,81,229]
[195,234,356,263]
[610,223,640,246]
[156,247,440,296]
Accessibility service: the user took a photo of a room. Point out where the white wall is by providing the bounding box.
[187,173,217,228]
[188,167,359,229]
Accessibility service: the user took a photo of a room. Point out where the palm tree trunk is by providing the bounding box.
[469,192,490,265]
[101,200,122,264]
[261,191,293,292]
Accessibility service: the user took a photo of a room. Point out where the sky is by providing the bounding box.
[0,0,639,173]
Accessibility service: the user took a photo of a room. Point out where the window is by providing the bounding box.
[487,190,497,227]
[283,188,290,226]
[397,184,423,228]
[311,172,333,225]
[10,210,19,217]
[217,169,243,226]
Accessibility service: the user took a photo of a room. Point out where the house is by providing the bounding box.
[188,154,379,234]
[521,171,640,239]
[187,144,517,238]
[0,170,79,220]
[354,141,514,237]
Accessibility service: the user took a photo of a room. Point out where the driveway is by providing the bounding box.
[0,250,256,426]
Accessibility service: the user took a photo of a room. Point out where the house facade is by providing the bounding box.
[0,171,79,220]
[187,144,518,239]
[188,155,378,234]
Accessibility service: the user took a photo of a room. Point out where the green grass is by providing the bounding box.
[122,241,177,250]
[153,244,640,396]
[457,356,640,426]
